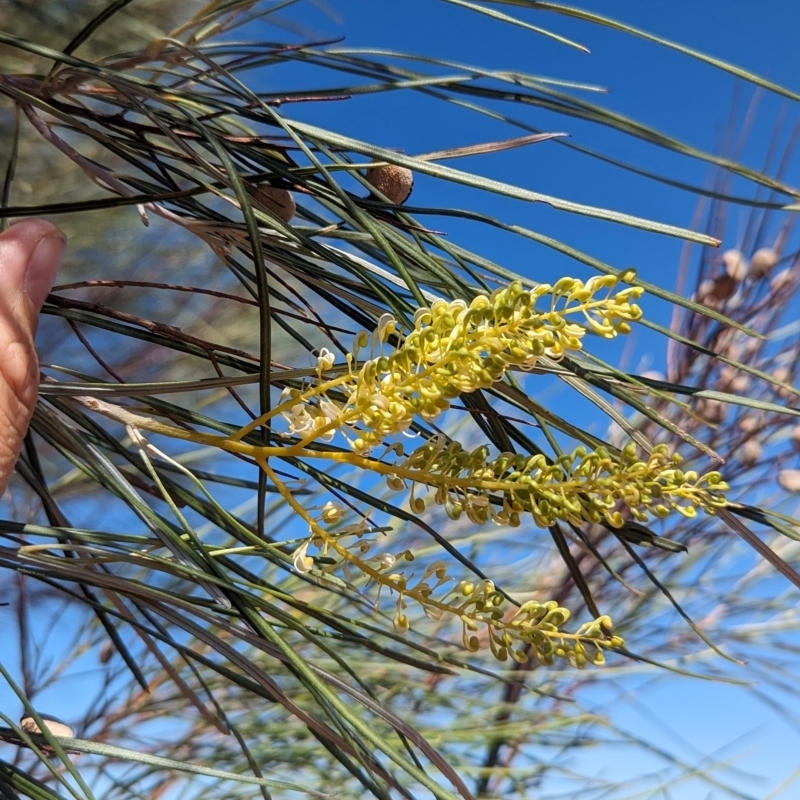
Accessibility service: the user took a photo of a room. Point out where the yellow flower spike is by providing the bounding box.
[376,437,728,531]
[272,276,650,454]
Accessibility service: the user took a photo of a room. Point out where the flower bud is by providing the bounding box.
[292,541,314,573]
[392,610,410,634]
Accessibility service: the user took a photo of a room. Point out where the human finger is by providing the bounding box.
[0,219,66,495]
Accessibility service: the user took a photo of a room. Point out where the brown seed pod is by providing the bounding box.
[742,336,762,359]
[251,186,295,223]
[722,249,748,282]
[710,275,737,301]
[729,374,751,393]
[738,415,761,434]
[696,398,726,424]
[750,247,779,279]
[697,278,718,307]
[779,469,800,493]
[20,714,74,752]
[771,366,794,399]
[99,640,115,664]
[606,420,625,448]
[718,366,750,394]
[366,164,414,205]
[718,366,735,387]
[697,279,715,300]
[740,439,763,466]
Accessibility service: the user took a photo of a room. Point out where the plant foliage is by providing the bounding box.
[1,2,800,798]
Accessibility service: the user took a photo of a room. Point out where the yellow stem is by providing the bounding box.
[114,412,700,510]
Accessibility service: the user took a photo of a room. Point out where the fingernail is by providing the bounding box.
[25,231,66,309]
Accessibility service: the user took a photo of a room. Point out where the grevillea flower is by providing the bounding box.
[281,276,644,452]
[244,276,729,667]
[398,439,728,529]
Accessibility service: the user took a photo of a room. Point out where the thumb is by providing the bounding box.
[0,219,66,496]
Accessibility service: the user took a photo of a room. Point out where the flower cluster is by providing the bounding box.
[395,438,728,528]
[452,580,622,666]
[230,275,726,668]
[280,276,643,453]
[292,529,622,667]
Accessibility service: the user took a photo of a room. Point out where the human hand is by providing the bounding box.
[0,220,66,495]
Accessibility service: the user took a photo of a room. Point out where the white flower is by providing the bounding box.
[318,501,346,525]
[317,348,335,371]
[376,313,398,343]
[292,541,314,573]
[375,553,396,570]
